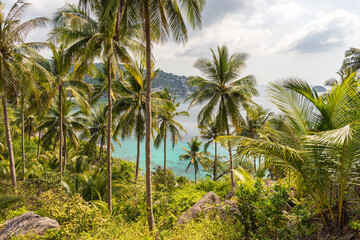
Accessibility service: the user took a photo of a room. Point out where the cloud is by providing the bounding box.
[245,0,308,26]
[273,9,360,53]
[267,1,307,22]
[3,0,78,50]
[3,0,78,19]
[201,0,245,26]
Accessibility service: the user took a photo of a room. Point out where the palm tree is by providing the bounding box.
[113,66,173,182]
[200,120,222,181]
[139,1,206,229]
[86,103,108,166]
[15,81,52,180]
[0,1,50,189]
[15,103,36,179]
[179,137,209,184]
[155,88,189,173]
[51,3,141,212]
[40,42,90,179]
[74,0,205,228]
[239,106,272,172]
[186,45,258,186]
[112,66,147,184]
[219,73,360,226]
[40,99,90,172]
[342,47,360,72]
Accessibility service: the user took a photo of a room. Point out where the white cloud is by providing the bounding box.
[272,9,360,53]
[268,1,307,22]
[2,0,360,85]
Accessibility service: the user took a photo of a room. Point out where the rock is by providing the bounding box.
[223,200,239,213]
[225,188,235,201]
[264,180,277,188]
[176,191,221,225]
[0,211,60,240]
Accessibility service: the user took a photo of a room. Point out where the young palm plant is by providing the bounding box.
[187,45,258,186]
[219,72,360,227]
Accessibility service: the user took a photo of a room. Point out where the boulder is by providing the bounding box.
[225,188,236,200]
[264,180,277,188]
[0,211,60,240]
[176,191,221,225]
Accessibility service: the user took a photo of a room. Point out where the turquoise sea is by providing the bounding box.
[112,85,274,179]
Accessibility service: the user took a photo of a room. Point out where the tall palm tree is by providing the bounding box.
[186,45,258,186]
[15,103,35,179]
[51,3,141,212]
[15,77,53,180]
[113,66,173,182]
[200,120,222,181]
[179,137,209,184]
[154,88,188,173]
[139,0,206,230]
[40,43,90,179]
[0,1,49,189]
[76,0,205,228]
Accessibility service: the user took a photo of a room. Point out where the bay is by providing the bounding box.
[112,85,274,179]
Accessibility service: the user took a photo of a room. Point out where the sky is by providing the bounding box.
[3,0,360,85]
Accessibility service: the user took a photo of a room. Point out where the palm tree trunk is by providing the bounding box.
[144,0,155,231]
[98,137,104,166]
[214,141,217,181]
[37,131,41,162]
[164,131,167,174]
[115,0,125,41]
[226,123,235,186]
[195,171,197,184]
[135,134,140,183]
[2,94,17,189]
[106,58,113,213]
[59,84,63,180]
[28,119,32,140]
[21,98,25,180]
[254,158,256,173]
[63,132,66,172]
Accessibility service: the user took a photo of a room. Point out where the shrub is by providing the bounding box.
[152,166,176,192]
[36,188,108,239]
[176,176,189,186]
[235,179,292,239]
[195,176,232,200]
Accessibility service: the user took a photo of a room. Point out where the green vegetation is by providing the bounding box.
[1,0,360,239]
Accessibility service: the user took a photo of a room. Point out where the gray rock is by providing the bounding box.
[176,191,221,225]
[264,180,277,188]
[225,188,235,200]
[0,211,60,240]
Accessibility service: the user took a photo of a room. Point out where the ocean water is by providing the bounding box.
[113,85,274,179]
